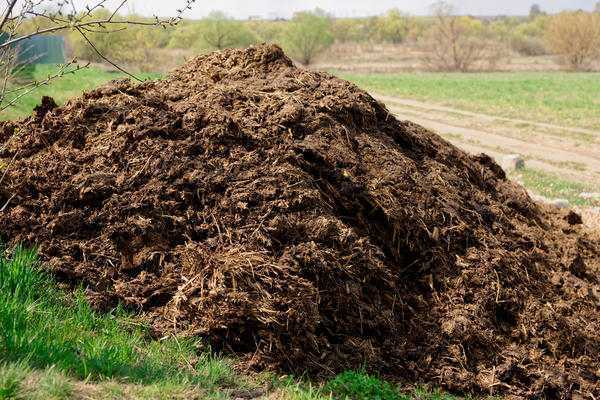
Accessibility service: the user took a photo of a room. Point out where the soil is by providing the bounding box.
[0,44,598,398]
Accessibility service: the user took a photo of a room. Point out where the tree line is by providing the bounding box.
[19,1,600,72]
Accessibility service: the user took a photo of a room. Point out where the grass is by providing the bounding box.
[512,168,600,206]
[0,245,242,398]
[0,65,160,121]
[0,246,463,399]
[339,72,600,130]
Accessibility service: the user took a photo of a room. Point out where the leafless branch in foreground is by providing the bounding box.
[0,0,196,114]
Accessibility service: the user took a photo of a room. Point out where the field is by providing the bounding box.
[338,72,600,130]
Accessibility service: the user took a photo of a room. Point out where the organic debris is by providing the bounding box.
[0,45,598,398]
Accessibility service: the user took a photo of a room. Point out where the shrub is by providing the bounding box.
[67,10,170,71]
[545,11,600,70]
[374,9,411,44]
[247,20,286,43]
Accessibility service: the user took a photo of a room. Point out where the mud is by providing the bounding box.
[0,45,598,398]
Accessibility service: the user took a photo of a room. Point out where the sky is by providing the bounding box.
[118,0,599,19]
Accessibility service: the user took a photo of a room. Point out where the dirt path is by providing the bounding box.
[375,93,600,186]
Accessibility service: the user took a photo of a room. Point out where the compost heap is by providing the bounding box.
[0,45,598,398]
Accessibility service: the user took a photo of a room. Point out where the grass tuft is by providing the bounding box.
[323,370,403,400]
[0,362,29,399]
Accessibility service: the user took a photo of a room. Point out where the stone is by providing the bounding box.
[501,154,525,172]
[579,192,600,200]
[551,199,570,209]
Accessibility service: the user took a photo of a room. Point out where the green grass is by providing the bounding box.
[0,246,241,398]
[1,65,160,121]
[512,168,600,206]
[339,72,600,130]
[0,246,464,399]
[323,370,402,400]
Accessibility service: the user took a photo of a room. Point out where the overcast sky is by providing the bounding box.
[119,0,598,19]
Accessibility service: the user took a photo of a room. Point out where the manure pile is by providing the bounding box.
[0,45,598,398]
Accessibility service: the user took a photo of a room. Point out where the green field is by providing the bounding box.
[339,72,600,130]
[1,65,158,121]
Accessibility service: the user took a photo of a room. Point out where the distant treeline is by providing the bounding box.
[17,2,600,72]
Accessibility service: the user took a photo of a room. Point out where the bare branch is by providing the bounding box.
[0,0,197,116]
[74,26,142,82]
[0,60,89,113]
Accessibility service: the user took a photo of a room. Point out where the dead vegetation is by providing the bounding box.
[545,11,600,71]
[0,44,598,398]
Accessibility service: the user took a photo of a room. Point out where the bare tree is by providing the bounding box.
[529,4,545,19]
[0,0,195,114]
[422,1,501,72]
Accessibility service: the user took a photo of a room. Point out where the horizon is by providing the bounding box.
[85,0,599,19]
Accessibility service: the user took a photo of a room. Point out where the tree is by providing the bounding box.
[529,4,545,19]
[0,0,194,113]
[283,9,334,65]
[422,1,493,72]
[375,9,411,44]
[199,11,257,50]
[595,2,600,12]
[545,11,600,70]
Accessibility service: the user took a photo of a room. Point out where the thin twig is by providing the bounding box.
[0,194,16,212]
[0,61,89,112]
[75,26,142,82]
[0,0,18,33]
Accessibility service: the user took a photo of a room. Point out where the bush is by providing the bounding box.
[374,9,411,44]
[507,16,548,56]
[510,35,547,56]
[247,20,286,43]
[545,11,600,70]
[167,13,258,52]
[332,18,367,43]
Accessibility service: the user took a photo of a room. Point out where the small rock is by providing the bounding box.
[551,199,570,209]
[501,154,525,172]
[529,193,547,203]
[579,192,600,200]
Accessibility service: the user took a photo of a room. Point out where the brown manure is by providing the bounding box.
[0,45,598,398]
